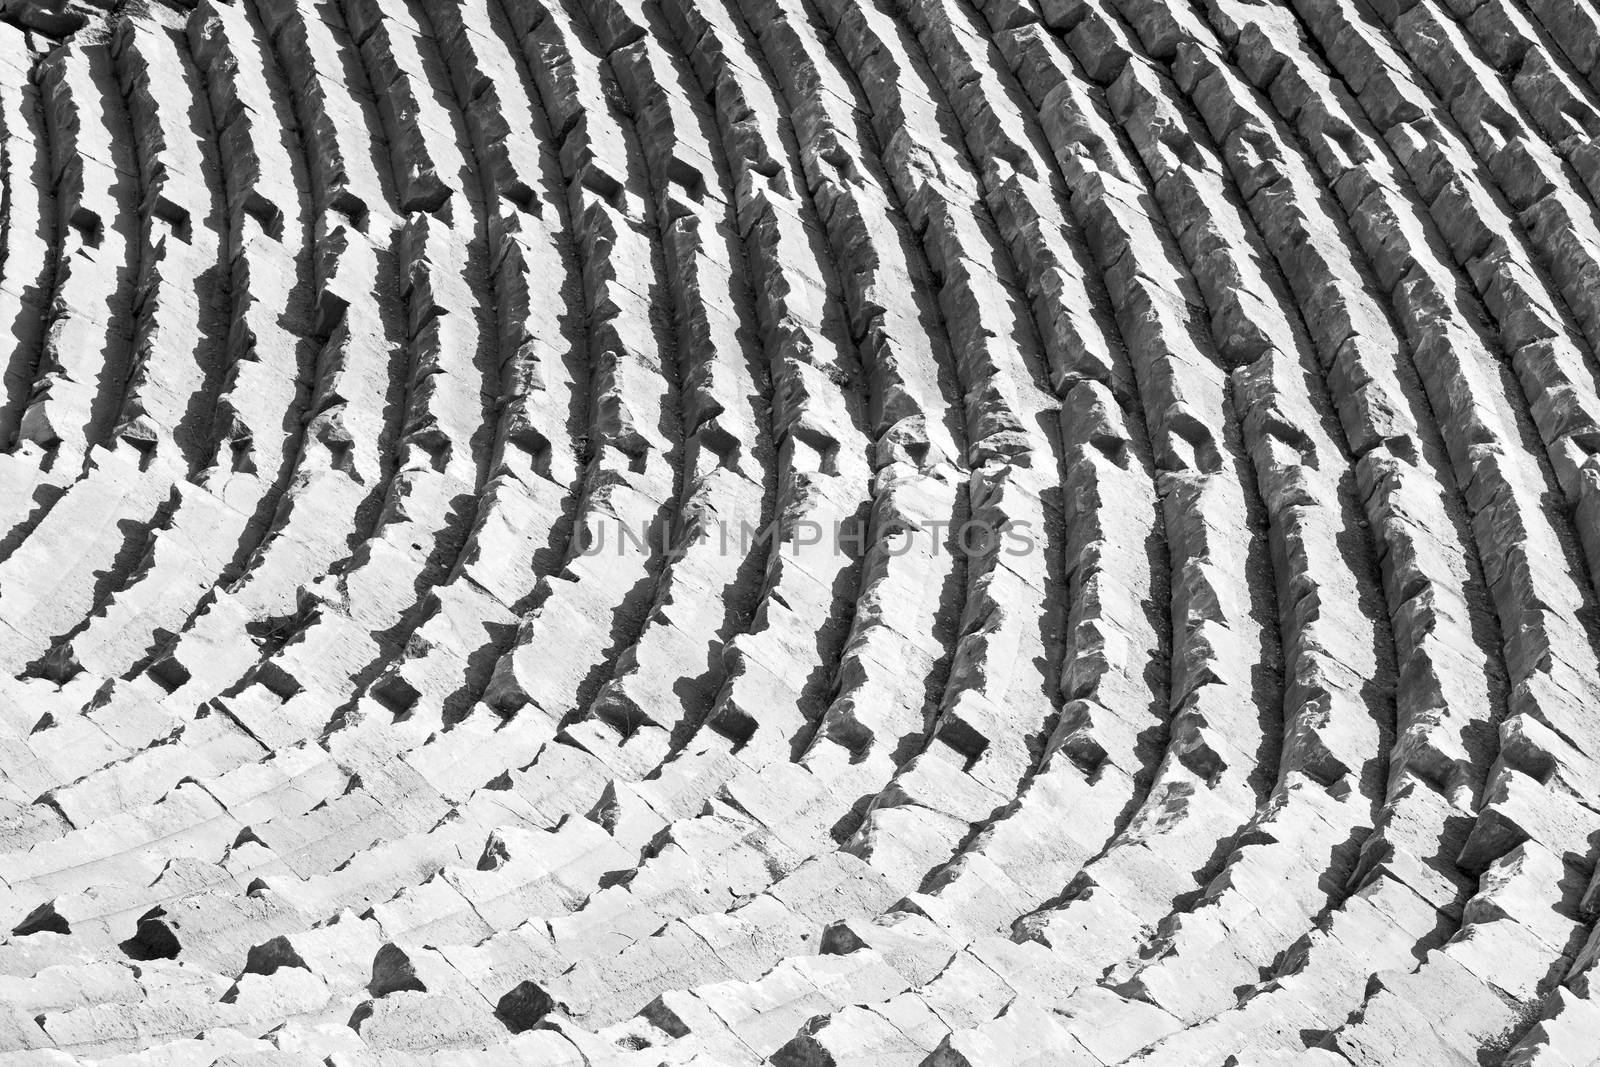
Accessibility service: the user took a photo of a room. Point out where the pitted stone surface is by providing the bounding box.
[0,0,1596,1063]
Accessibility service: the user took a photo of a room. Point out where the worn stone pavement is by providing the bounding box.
[0,0,1598,1062]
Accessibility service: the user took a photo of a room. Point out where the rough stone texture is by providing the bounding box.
[0,0,1595,1063]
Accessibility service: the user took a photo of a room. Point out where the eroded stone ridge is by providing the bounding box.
[0,0,1596,1062]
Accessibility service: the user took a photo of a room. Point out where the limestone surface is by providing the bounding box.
[0,0,1596,1063]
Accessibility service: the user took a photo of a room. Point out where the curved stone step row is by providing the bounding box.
[538,14,1178,1061]
[1022,0,1487,1040]
[1379,0,1600,374]
[0,24,57,452]
[1093,0,1600,1055]
[990,5,1283,1002]
[0,10,242,699]
[483,0,772,782]
[1271,0,1600,1055]
[207,0,503,748]
[1358,0,1600,533]
[711,16,1273,1050]
[0,0,524,953]
[3,32,137,478]
[72,0,487,752]
[618,0,1405,1055]
[38,0,315,690]
[473,0,688,740]
[6,0,646,1055]
[0,0,425,842]
[341,0,589,722]
[2,0,756,1029]
[15,5,309,704]
[713,0,1363,1055]
[655,0,875,787]
[424,0,974,918]
[124,0,415,712]
[0,0,595,972]
[687,0,1161,1055]
[102,13,231,471]
[803,0,1068,814]
[3,0,1597,1062]
[1444,0,1600,208]
[0,29,178,686]
[340,0,451,216]
[489,0,1286,1049]
[1520,0,1600,100]
[492,0,1088,1023]
[332,0,1049,1041]
[0,0,744,1043]
[341,458,965,1042]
